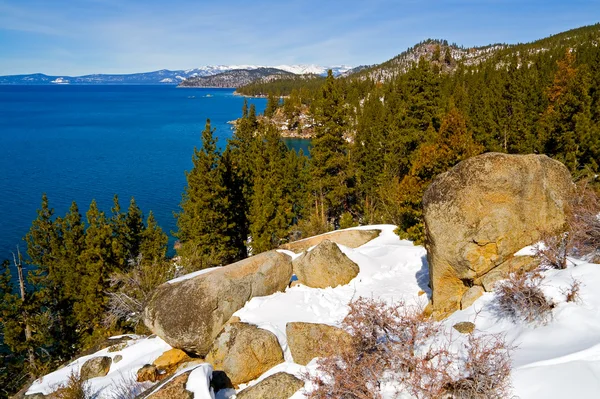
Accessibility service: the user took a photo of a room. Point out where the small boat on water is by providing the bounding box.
[205,94,213,98]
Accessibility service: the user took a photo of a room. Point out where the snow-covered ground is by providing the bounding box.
[26,225,600,398]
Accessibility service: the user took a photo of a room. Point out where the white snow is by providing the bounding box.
[515,242,545,256]
[186,364,216,399]
[27,336,172,397]
[26,224,600,398]
[167,266,220,284]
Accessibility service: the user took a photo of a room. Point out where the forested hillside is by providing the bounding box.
[235,23,600,242]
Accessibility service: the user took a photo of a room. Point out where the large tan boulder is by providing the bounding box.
[286,322,353,366]
[292,240,360,288]
[281,229,380,253]
[144,251,292,356]
[423,153,573,318]
[205,322,284,386]
[236,372,305,399]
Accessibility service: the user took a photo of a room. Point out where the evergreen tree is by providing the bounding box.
[140,211,168,264]
[176,119,236,269]
[310,70,354,227]
[249,125,293,253]
[541,50,598,173]
[76,200,113,341]
[125,197,144,262]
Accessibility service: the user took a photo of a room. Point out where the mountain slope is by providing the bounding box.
[177,68,295,88]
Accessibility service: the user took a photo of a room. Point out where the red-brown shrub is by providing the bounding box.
[536,181,600,268]
[495,271,554,325]
[304,297,513,399]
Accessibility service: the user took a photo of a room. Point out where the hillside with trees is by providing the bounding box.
[233,23,600,243]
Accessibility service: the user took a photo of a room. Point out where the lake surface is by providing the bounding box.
[0,85,309,266]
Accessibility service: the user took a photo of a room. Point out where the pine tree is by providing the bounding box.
[264,94,279,117]
[125,197,144,263]
[25,194,58,295]
[310,70,354,227]
[140,211,168,264]
[541,50,598,173]
[76,200,113,341]
[109,195,128,271]
[248,124,290,253]
[176,119,236,269]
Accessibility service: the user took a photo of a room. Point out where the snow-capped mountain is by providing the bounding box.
[0,65,353,85]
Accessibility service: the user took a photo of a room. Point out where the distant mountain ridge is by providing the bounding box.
[178,67,296,88]
[0,64,353,85]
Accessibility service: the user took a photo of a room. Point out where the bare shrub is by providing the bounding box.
[568,181,600,261]
[107,372,146,399]
[104,255,175,332]
[304,297,513,399]
[495,271,554,325]
[534,231,571,269]
[536,181,600,268]
[445,334,513,399]
[561,278,582,303]
[52,371,93,399]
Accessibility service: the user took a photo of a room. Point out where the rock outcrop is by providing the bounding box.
[137,364,160,383]
[293,240,360,289]
[144,250,292,355]
[144,373,193,399]
[286,322,353,366]
[423,153,573,318]
[281,229,380,253]
[205,322,284,386]
[153,348,193,374]
[236,372,305,399]
[80,356,112,380]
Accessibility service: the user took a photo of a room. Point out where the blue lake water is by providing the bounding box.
[0,85,309,267]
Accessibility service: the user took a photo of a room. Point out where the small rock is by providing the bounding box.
[286,322,353,366]
[107,342,127,352]
[80,356,112,380]
[236,372,305,399]
[153,348,192,373]
[453,322,476,334]
[113,354,123,363]
[137,364,160,383]
[293,240,360,289]
[206,322,284,385]
[460,286,484,309]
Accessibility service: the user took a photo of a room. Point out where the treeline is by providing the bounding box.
[0,196,169,396]
[236,74,325,97]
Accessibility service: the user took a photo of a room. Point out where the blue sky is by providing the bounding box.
[0,0,599,75]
